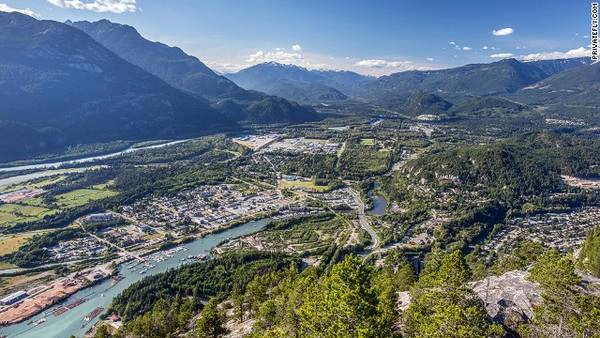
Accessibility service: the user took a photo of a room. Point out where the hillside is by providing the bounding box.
[0,12,228,162]
[68,19,249,100]
[516,61,600,105]
[69,19,319,123]
[357,59,549,101]
[227,62,371,103]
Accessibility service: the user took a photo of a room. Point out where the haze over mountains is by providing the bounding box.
[66,19,318,124]
[226,62,373,103]
[0,12,227,161]
[224,57,597,124]
[1,12,598,162]
[0,13,316,161]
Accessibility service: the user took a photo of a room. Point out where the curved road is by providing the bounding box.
[348,188,380,250]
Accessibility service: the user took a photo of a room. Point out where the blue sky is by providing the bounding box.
[0,0,594,75]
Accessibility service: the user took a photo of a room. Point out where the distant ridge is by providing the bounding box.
[227,62,372,104]
[69,19,319,123]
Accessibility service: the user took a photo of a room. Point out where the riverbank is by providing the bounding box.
[0,213,273,329]
[2,218,271,338]
[0,139,194,173]
[0,262,116,326]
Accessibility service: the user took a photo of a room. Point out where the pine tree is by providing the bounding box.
[194,298,227,338]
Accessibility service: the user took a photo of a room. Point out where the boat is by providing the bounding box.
[83,307,104,322]
[53,307,69,317]
[66,298,87,309]
[32,318,46,326]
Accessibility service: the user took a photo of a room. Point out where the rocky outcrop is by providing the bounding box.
[470,270,542,328]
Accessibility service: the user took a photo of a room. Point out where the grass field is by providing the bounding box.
[0,204,57,227]
[55,188,118,209]
[0,177,118,228]
[279,179,330,192]
[0,175,66,193]
[0,230,53,256]
[0,262,16,270]
[360,138,376,146]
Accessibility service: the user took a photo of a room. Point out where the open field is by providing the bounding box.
[0,230,55,256]
[279,179,330,192]
[0,204,57,228]
[0,178,118,227]
[360,138,376,146]
[54,188,118,209]
[0,175,66,194]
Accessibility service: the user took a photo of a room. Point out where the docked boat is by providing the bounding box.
[32,318,46,326]
[66,298,87,310]
[83,307,104,322]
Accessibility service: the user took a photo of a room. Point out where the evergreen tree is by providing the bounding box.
[194,298,227,338]
[403,250,504,337]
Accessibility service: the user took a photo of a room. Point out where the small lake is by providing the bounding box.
[1,218,270,338]
[367,181,387,216]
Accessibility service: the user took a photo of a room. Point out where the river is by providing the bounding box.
[0,139,193,173]
[1,218,271,338]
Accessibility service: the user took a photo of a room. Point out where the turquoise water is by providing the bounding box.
[1,218,270,338]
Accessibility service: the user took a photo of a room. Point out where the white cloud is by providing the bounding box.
[519,47,590,61]
[490,53,514,59]
[426,57,434,62]
[483,46,489,50]
[291,44,302,52]
[355,59,387,68]
[492,27,514,36]
[204,61,247,73]
[449,41,472,51]
[0,3,40,18]
[246,47,304,64]
[355,59,412,69]
[354,59,430,74]
[47,0,137,13]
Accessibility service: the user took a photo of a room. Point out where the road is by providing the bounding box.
[347,188,381,250]
[78,220,146,262]
[247,151,382,252]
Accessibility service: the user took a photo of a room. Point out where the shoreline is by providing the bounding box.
[0,262,118,326]
[0,213,274,327]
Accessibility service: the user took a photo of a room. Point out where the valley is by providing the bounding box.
[0,6,599,338]
[0,110,598,337]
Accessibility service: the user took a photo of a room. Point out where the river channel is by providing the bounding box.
[1,218,271,338]
[0,139,193,173]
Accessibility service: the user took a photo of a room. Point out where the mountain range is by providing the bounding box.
[1,11,599,162]
[226,62,373,103]
[0,13,317,161]
[225,57,595,111]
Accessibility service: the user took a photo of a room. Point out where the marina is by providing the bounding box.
[0,218,271,338]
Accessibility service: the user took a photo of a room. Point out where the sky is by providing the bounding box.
[0,0,595,76]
